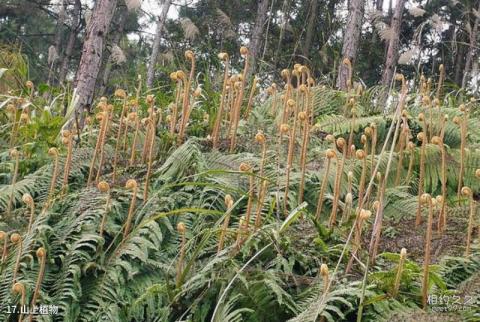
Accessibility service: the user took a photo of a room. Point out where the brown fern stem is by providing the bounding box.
[415,132,427,227]
[0,231,7,264]
[7,149,20,218]
[315,150,335,220]
[421,194,433,309]
[123,179,138,239]
[112,99,129,185]
[218,195,234,254]
[462,187,475,256]
[328,138,346,228]
[29,248,46,321]
[176,222,186,288]
[392,248,407,298]
[62,131,74,192]
[10,233,22,285]
[212,54,230,149]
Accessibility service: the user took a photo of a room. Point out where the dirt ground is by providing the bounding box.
[376,213,470,263]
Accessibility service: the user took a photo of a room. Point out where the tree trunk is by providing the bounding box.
[381,0,406,86]
[73,0,117,121]
[302,0,318,58]
[336,0,365,89]
[98,5,128,96]
[47,0,67,86]
[376,0,384,11]
[462,3,480,88]
[59,0,82,84]
[248,0,270,77]
[146,0,172,89]
[274,0,291,66]
[454,31,466,86]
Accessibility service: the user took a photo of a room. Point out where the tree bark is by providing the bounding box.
[381,0,406,86]
[462,3,480,88]
[146,0,172,89]
[303,0,318,58]
[59,0,82,84]
[336,0,365,89]
[248,0,270,77]
[98,5,128,96]
[73,0,117,120]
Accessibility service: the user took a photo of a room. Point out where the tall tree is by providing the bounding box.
[73,0,117,119]
[47,0,67,86]
[462,2,480,88]
[248,0,269,76]
[274,0,291,65]
[381,0,406,86]
[336,0,365,89]
[303,0,318,58]
[98,4,128,96]
[59,0,82,85]
[146,0,172,89]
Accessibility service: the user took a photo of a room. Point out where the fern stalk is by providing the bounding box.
[111,98,129,185]
[218,195,233,254]
[315,149,335,220]
[123,179,138,238]
[212,53,230,149]
[129,113,140,166]
[328,138,346,228]
[98,181,110,238]
[229,48,248,152]
[95,104,113,183]
[141,96,155,163]
[178,51,196,145]
[421,193,433,309]
[462,187,475,256]
[456,106,468,202]
[0,231,7,265]
[143,117,157,201]
[298,109,309,203]
[268,83,278,115]
[170,71,183,135]
[29,247,46,320]
[6,148,20,218]
[357,149,367,208]
[46,148,59,208]
[62,131,74,192]
[284,99,298,214]
[87,112,108,186]
[394,116,408,186]
[432,135,447,232]
[22,194,34,234]
[12,282,26,322]
[10,233,22,285]
[436,64,445,100]
[244,76,258,119]
[368,174,385,264]
[7,103,18,148]
[415,132,427,227]
[346,208,371,273]
[369,123,377,177]
[406,141,415,183]
[254,180,268,230]
[240,163,254,231]
[391,248,407,298]
[347,98,357,157]
[176,222,186,288]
